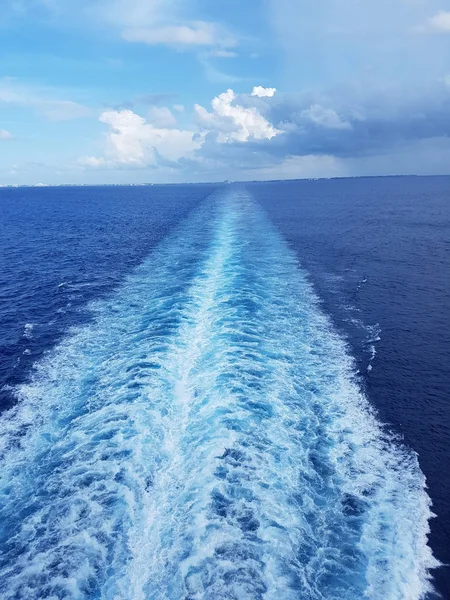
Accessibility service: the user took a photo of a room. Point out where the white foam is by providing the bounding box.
[23,322,34,339]
[0,189,438,600]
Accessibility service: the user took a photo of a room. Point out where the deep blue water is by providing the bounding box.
[0,178,448,599]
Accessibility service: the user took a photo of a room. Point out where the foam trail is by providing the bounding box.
[0,189,437,599]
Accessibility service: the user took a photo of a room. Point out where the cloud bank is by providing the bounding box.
[3,0,450,183]
[81,81,450,179]
[82,87,281,167]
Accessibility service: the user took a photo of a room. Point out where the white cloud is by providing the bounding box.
[14,0,167,28]
[122,21,237,49]
[195,88,281,143]
[209,49,238,58]
[424,11,450,33]
[0,129,13,140]
[148,106,177,128]
[80,86,281,170]
[98,0,167,29]
[301,104,351,130]
[252,86,277,98]
[0,78,91,121]
[81,108,201,168]
[106,1,238,51]
[41,100,92,121]
[123,23,212,46]
[9,1,239,53]
[80,156,107,168]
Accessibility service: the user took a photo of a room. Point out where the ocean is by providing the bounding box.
[0,177,448,599]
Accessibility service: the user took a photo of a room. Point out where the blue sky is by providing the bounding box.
[1,0,450,184]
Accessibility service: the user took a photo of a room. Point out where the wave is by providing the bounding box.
[0,189,438,599]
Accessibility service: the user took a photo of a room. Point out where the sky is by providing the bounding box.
[0,0,450,185]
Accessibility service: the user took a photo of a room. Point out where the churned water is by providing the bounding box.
[0,180,448,599]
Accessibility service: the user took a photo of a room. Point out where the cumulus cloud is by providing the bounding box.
[253,80,450,162]
[195,88,281,142]
[189,79,450,179]
[80,81,450,179]
[252,86,277,98]
[0,129,13,140]
[147,106,177,128]
[81,86,282,170]
[81,108,201,168]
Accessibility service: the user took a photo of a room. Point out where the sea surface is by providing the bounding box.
[0,177,448,599]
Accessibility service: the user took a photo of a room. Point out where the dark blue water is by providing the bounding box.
[255,176,450,598]
[0,185,216,410]
[0,178,448,599]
